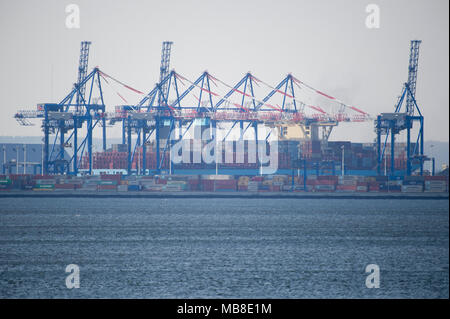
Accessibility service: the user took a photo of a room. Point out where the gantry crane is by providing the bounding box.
[120,41,174,175]
[15,41,107,175]
[375,40,425,176]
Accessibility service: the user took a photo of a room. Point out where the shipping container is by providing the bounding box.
[335,185,356,192]
[401,185,423,193]
[54,184,75,190]
[314,184,335,192]
[97,184,117,191]
[127,185,140,191]
[238,185,248,191]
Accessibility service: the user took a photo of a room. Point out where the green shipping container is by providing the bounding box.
[35,184,55,189]
[99,180,118,185]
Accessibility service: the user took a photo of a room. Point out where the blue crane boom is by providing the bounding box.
[158,41,173,105]
[76,41,91,112]
[406,40,421,116]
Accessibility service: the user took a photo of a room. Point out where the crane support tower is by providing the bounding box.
[158,41,173,106]
[76,42,91,112]
[120,41,174,175]
[406,40,421,116]
[375,40,425,177]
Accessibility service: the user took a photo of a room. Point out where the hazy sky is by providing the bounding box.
[0,0,448,142]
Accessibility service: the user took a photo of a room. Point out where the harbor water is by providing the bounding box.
[0,198,448,298]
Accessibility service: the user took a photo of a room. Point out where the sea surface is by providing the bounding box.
[0,198,448,298]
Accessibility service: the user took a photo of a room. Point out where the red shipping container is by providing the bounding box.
[238,185,248,191]
[215,180,237,187]
[55,184,75,189]
[336,185,357,191]
[270,185,281,192]
[187,180,199,191]
[101,174,122,181]
[368,182,380,192]
[201,180,215,191]
[357,182,368,187]
[97,184,117,190]
[424,176,447,181]
[315,180,336,185]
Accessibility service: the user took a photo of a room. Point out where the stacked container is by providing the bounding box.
[336,175,357,192]
[314,176,336,192]
[424,176,447,192]
[34,176,56,191]
[247,181,259,192]
[0,177,12,191]
[237,176,250,191]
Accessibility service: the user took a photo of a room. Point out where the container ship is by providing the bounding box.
[78,140,415,176]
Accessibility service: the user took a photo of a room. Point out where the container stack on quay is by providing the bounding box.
[199,175,235,192]
[401,176,423,193]
[30,175,55,191]
[0,173,448,193]
[424,176,447,192]
[336,176,358,192]
[237,176,250,191]
[247,180,259,192]
[0,177,12,190]
[314,175,338,192]
[82,176,100,191]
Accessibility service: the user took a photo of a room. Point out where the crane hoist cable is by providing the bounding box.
[98,72,129,103]
[98,70,144,95]
[97,69,146,106]
[211,72,327,115]
[290,75,371,117]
